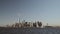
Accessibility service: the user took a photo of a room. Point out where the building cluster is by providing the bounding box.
[10,20,42,28]
[3,19,60,28]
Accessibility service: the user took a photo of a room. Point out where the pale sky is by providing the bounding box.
[0,0,60,26]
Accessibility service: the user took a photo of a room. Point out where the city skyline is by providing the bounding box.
[0,0,60,26]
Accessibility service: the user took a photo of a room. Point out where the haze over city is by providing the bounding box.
[0,0,60,26]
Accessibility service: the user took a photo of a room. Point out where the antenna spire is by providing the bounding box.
[47,23,48,26]
[19,18,20,23]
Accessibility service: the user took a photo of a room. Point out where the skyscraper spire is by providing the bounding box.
[19,18,20,23]
[47,23,48,26]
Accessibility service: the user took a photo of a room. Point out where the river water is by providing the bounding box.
[0,28,60,34]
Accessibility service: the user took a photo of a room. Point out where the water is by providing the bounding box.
[0,28,60,34]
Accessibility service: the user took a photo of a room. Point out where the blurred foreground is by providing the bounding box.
[0,27,60,34]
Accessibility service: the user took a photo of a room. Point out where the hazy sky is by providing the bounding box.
[0,0,60,26]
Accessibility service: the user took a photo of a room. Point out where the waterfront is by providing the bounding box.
[0,27,60,34]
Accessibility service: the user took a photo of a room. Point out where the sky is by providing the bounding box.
[0,0,60,26]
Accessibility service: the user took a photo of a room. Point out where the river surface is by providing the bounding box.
[0,28,60,34]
